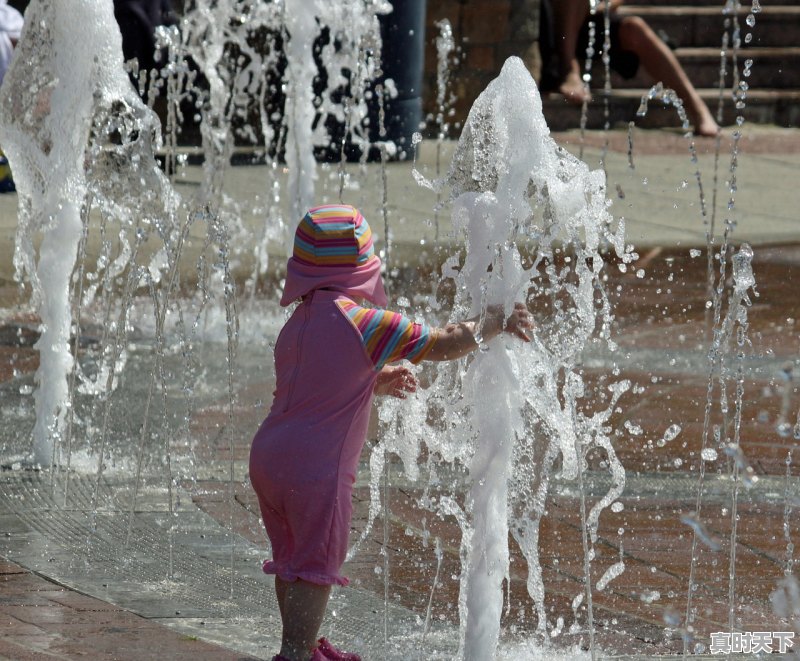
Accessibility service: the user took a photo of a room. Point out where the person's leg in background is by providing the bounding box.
[617,15,719,136]
[553,0,592,104]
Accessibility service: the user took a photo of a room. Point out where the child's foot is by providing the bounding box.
[317,637,362,661]
[271,651,327,661]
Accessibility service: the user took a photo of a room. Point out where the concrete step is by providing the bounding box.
[625,0,800,6]
[620,5,800,49]
[573,5,800,129]
[589,46,800,90]
[542,88,800,131]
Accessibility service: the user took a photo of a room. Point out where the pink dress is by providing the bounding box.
[249,289,436,586]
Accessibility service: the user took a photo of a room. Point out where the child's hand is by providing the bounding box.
[486,302,533,342]
[504,302,533,342]
[374,365,418,398]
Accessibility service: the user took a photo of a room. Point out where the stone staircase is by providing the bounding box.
[542,0,800,131]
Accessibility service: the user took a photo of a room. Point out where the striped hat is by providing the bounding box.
[280,205,387,307]
[292,205,376,267]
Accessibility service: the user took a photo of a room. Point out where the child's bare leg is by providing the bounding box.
[554,0,592,104]
[276,577,331,661]
[275,575,288,620]
[618,16,719,136]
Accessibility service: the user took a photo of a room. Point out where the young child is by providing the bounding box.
[249,204,531,661]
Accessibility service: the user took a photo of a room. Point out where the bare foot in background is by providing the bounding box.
[559,67,591,105]
[693,115,720,138]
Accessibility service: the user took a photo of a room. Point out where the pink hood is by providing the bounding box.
[279,205,388,307]
[280,256,387,307]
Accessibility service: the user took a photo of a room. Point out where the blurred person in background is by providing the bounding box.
[540,0,719,137]
[0,0,23,193]
[113,0,176,93]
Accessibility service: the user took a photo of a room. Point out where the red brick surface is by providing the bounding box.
[189,245,800,656]
[2,241,799,657]
[0,563,260,661]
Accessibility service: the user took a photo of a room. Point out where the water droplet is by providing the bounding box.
[663,607,681,626]
[701,448,718,461]
[640,590,661,603]
[661,424,682,444]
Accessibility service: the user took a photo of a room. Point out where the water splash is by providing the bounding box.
[282,0,388,223]
[0,0,179,467]
[658,423,682,447]
[770,575,800,649]
[432,18,456,242]
[595,561,625,592]
[680,512,722,552]
[376,57,631,658]
[776,363,795,437]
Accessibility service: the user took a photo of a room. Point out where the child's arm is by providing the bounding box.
[425,302,532,362]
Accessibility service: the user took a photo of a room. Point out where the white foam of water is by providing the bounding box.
[283,0,389,224]
[0,0,178,465]
[284,0,322,225]
[375,57,631,657]
[595,560,625,591]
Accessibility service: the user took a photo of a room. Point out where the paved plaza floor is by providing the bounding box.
[1,126,799,659]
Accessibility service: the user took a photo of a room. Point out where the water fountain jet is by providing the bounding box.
[0,0,178,467]
[384,56,632,658]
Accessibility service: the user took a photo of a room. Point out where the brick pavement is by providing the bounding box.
[2,243,800,658]
[0,558,260,661]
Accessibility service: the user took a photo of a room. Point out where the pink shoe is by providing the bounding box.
[316,637,362,661]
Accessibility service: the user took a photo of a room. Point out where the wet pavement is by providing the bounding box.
[2,125,800,300]
[0,557,260,661]
[181,243,800,657]
[1,127,800,659]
